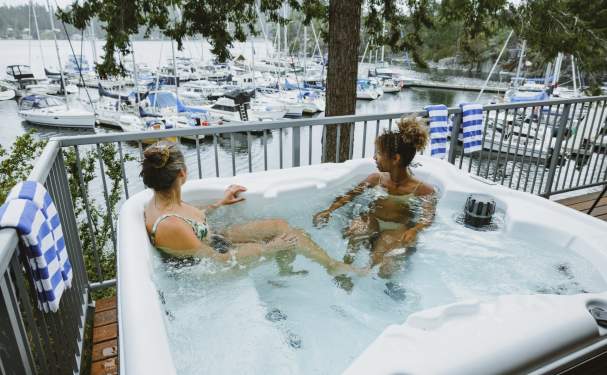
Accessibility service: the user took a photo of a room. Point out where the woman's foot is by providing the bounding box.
[329,262,370,277]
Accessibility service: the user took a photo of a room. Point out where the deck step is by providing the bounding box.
[95,297,117,313]
[92,339,118,362]
[91,357,118,375]
[91,296,119,375]
[94,308,117,328]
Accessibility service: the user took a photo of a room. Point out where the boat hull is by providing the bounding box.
[19,109,96,129]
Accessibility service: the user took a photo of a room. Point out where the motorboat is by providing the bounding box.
[0,85,15,101]
[18,94,95,129]
[356,79,381,100]
[380,78,401,93]
[5,65,44,97]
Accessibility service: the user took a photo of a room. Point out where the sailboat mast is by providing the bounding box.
[31,1,46,69]
[514,40,526,88]
[45,0,68,105]
[571,55,577,96]
[283,4,288,56]
[381,20,385,63]
[131,38,141,102]
[303,26,307,77]
[90,19,98,64]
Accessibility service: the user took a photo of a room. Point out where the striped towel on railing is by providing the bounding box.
[425,104,449,159]
[460,102,484,154]
[0,181,72,312]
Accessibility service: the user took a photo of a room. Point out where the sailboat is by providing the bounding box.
[18,94,96,129]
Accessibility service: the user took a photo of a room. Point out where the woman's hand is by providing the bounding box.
[266,233,298,252]
[221,184,247,205]
[400,228,418,244]
[313,210,332,227]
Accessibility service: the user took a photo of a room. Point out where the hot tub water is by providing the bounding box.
[151,182,607,374]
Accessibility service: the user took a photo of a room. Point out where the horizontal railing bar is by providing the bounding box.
[89,279,117,290]
[548,180,607,197]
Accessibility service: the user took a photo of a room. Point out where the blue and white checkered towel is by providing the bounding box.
[460,103,484,154]
[0,181,72,312]
[425,104,449,159]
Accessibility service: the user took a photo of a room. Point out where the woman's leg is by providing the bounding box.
[343,214,379,264]
[371,229,412,278]
[285,227,367,276]
[223,219,291,243]
[225,219,365,276]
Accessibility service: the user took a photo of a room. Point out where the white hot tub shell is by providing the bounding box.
[117,156,607,375]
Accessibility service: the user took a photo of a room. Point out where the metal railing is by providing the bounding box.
[0,142,89,375]
[1,95,606,373]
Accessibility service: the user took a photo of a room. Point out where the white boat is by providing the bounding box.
[356,79,380,100]
[64,55,94,77]
[5,65,44,97]
[381,78,401,93]
[18,95,95,129]
[0,85,15,101]
[208,96,286,122]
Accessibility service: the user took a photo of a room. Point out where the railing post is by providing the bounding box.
[447,111,462,164]
[292,126,301,167]
[543,103,572,198]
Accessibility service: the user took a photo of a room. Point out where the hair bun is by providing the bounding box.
[397,117,429,151]
[144,143,170,168]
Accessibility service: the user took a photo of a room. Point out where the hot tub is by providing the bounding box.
[117,156,607,375]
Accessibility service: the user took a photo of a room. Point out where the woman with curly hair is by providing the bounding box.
[313,117,437,278]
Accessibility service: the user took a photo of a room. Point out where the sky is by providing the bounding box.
[1,0,73,7]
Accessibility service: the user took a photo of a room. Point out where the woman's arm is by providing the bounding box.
[400,188,437,243]
[313,173,380,227]
[205,184,247,213]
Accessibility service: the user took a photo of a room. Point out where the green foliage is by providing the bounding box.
[63,144,134,298]
[1,133,132,299]
[513,0,607,87]
[0,131,47,202]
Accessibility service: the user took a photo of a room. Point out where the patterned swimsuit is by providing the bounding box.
[149,213,230,253]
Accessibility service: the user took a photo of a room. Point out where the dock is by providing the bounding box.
[406,80,508,94]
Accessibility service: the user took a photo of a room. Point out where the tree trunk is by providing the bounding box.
[323,0,362,162]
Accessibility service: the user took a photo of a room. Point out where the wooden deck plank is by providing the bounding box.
[587,205,607,217]
[95,297,117,313]
[90,296,119,375]
[94,309,117,328]
[92,339,118,362]
[567,197,607,211]
[556,191,607,222]
[93,323,118,344]
[556,192,602,206]
[91,357,118,375]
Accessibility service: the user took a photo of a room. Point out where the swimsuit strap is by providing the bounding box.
[411,180,423,195]
[150,213,208,246]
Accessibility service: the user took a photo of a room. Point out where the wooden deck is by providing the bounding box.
[555,191,607,222]
[91,297,119,375]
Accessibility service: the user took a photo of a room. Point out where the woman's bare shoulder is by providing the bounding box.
[415,181,435,196]
[154,216,202,251]
[364,172,381,185]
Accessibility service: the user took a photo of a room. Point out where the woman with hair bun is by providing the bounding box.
[313,117,436,278]
[142,141,362,276]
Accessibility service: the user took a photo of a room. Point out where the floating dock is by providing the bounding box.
[406,80,509,94]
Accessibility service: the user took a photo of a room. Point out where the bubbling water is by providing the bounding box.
[151,181,607,374]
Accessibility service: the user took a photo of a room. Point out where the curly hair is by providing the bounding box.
[375,116,429,167]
